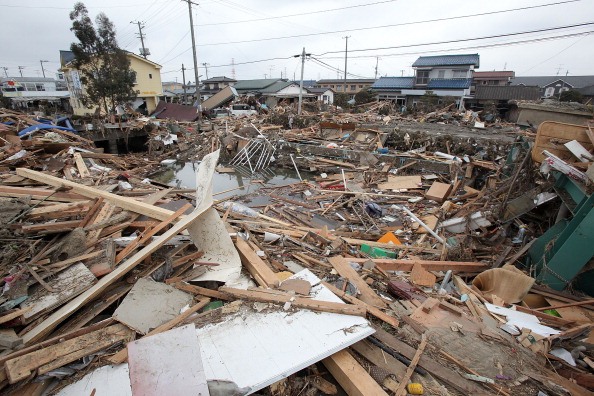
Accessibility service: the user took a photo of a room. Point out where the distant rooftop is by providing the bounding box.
[413,54,480,68]
[511,75,594,88]
[371,77,415,90]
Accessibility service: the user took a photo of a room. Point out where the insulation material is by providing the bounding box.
[472,264,535,304]
[195,269,374,395]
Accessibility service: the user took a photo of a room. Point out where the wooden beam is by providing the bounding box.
[322,281,399,328]
[22,204,212,345]
[73,153,91,178]
[394,334,427,396]
[534,298,594,311]
[0,186,86,202]
[218,287,366,317]
[348,258,488,272]
[16,168,176,221]
[173,282,232,301]
[322,350,389,396]
[328,256,388,309]
[234,237,280,288]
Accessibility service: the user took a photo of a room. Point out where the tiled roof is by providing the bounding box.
[413,54,480,68]
[474,71,514,79]
[233,79,283,91]
[474,85,541,100]
[306,87,333,94]
[371,77,415,89]
[316,78,376,84]
[151,101,199,121]
[426,78,472,89]
[202,76,236,83]
[260,81,295,94]
[511,76,594,88]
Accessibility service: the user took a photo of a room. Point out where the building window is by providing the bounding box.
[416,70,429,85]
[544,87,555,97]
[453,70,467,78]
[350,85,356,90]
[438,70,445,78]
[36,84,45,91]
[149,73,153,79]
[359,85,363,88]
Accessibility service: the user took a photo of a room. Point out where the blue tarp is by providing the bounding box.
[18,124,79,137]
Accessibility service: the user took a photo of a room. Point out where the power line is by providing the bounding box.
[193,0,584,47]
[200,0,399,26]
[0,1,169,9]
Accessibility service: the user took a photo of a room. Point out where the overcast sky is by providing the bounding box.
[1,0,593,83]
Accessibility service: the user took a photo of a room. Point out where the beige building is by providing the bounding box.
[60,50,163,116]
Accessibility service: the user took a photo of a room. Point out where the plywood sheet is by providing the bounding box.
[128,324,209,396]
[425,182,452,203]
[378,175,422,190]
[113,278,193,335]
[532,121,593,163]
[195,269,374,394]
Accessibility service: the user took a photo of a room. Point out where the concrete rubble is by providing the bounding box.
[0,102,593,396]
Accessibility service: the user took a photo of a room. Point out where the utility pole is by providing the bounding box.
[181,63,187,105]
[1,67,8,78]
[18,66,25,78]
[201,63,209,80]
[182,0,201,117]
[295,47,310,116]
[374,57,379,80]
[343,35,350,95]
[39,60,49,78]
[131,21,148,58]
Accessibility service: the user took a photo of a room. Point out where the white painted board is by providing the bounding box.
[127,324,210,396]
[56,364,132,396]
[196,269,374,394]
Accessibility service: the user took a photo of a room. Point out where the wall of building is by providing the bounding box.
[129,56,162,113]
[425,67,473,79]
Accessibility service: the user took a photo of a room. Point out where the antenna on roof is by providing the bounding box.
[231,58,236,80]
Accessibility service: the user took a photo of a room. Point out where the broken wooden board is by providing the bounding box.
[328,256,388,309]
[348,258,488,273]
[350,340,407,378]
[127,324,209,396]
[196,269,374,394]
[425,181,452,203]
[20,262,96,323]
[410,263,437,287]
[378,175,422,190]
[0,329,22,349]
[113,278,193,335]
[323,350,389,396]
[5,323,134,383]
[21,150,220,345]
[234,237,279,288]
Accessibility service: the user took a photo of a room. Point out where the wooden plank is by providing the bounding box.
[0,186,86,202]
[322,350,389,396]
[322,281,399,328]
[85,203,116,245]
[328,256,388,309]
[534,298,594,311]
[410,263,436,286]
[395,334,427,396]
[350,340,407,377]
[219,287,366,317]
[348,259,488,273]
[371,327,485,395]
[22,204,212,345]
[21,220,81,234]
[73,153,91,178]
[0,307,33,325]
[234,237,280,287]
[173,282,233,301]
[5,323,134,383]
[378,175,422,190]
[16,168,176,221]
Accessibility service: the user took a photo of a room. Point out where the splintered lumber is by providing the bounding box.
[73,153,90,178]
[0,186,86,202]
[16,168,175,221]
[234,237,280,287]
[108,298,210,365]
[218,287,366,317]
[534,298,594,311]
[5,323,134,383]
[371,327,485,395]
[0,307,32,325]
[348,258,488,273]
[394,334,427,396]
[322,350,389,396]
[350,341,407,378]
[322,281,399,328]
[22,204,211,345]
[173,282,233,301]
[328,256,388,309]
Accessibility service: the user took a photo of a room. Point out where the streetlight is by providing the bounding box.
[40,60,49,78]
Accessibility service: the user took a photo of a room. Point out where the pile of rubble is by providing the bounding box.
[0,106,592,396]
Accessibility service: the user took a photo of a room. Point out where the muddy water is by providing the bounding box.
[154,161,306,204]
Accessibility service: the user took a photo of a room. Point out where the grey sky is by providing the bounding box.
[1,0,593,83]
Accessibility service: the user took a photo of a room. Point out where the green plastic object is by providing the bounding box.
[360,244,397,259]
[203,301,224,311]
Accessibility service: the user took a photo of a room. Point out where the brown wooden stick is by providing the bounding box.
[535,298,594,311]
[395,334,427,396]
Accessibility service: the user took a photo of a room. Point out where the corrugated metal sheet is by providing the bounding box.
[413,54,479,67]
[474,85,541,100]
[426,78,472,89]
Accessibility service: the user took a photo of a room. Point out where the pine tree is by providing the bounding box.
[69,2,137,114]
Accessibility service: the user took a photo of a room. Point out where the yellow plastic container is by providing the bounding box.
[406,383,424,395]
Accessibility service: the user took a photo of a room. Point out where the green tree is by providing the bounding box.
[354,88,375,105]
[334,93,350,108]
[559,89,583,103]
[69,2,137,114]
